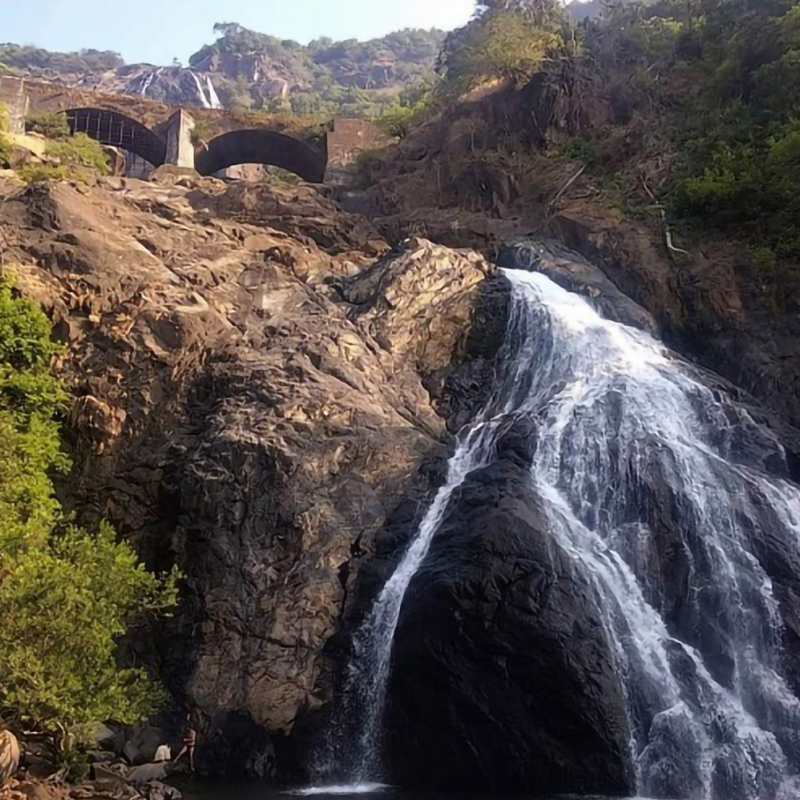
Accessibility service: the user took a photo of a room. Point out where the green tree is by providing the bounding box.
[0,523,178,736]
[440,7,561,91]
[47,133,110,174]
[0,284,178,739]
[476,0,563,28]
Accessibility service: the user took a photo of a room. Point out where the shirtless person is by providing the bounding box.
[174,715,197,773]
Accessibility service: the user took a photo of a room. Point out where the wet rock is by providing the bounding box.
[386,442,635,796]
[119,728,169,767]
[123,765,170,785]
[498,236,659,334]
[136,782,180,800]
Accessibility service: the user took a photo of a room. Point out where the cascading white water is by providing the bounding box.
[204,75,223,109]
[189,71,213,109]
[137,68,160,96]
[317,263,800,799]
[505,269,800,799]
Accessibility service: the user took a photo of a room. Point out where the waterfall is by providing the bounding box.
[317,261,800,799]
[137,68,159,96]
[189,71,212,109]
[205,75,223,109]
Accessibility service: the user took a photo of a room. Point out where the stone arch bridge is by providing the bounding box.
[65,107,328,182]
[0,75,389,183]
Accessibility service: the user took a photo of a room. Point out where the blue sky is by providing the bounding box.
[0,0,476,65]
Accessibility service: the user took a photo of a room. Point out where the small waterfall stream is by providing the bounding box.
[316,263,800,799]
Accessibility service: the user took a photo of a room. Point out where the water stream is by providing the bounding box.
[316,264,800,799]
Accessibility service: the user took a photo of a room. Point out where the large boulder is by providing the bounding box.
[385,418,635,796]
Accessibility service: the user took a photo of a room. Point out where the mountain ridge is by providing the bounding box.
[0,25,445,115]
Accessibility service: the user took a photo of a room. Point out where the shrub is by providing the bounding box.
[0,283,178,739]
[26,111,71,140]
[440,8,561,93]
[0,522,178,737]
[17,164,70,184]
[47,133,109,175]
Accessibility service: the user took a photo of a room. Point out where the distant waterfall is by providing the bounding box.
[315,262,800,799]
[137,67,161,96]
[204,75,223,109]
[189,71,213,109]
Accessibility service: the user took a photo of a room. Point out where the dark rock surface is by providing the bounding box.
[385,416,635,796]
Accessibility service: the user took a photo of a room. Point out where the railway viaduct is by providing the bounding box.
[0,75,387,182]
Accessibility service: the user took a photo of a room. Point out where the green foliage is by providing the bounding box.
[190,118,215,146]
[440,6,562,92]
[0,45,123,75]
[26,111,71,140]
[189,23,446,117]
[0,285,66,553]
[16,164,70,184]
[559,136,601,166]
[0,522,178,736]
[15,132,109,184]
[0,283,178,738]
[551,0,800,259]
[476,0,564,28]
[374,88,437,138]
[48,133,109,175]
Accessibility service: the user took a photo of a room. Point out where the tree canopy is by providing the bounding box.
[0,284,177,739]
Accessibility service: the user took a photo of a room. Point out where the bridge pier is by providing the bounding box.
[0,76,30,134]
[153,109,196,170]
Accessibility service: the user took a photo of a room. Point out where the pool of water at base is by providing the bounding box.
[178,780,673,800]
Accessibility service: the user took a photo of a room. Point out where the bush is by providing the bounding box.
[0,283,178,738]
[26,111,71,140]
[17,164,70,184]
[0,522,178,737]
[440,8,561,93]
[375,104,420,138]
[47,133,109,175]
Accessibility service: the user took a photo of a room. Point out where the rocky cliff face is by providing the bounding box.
[0,172,502,777]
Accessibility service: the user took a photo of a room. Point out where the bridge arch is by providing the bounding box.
[195,129,327,183]
[65,108,167,167]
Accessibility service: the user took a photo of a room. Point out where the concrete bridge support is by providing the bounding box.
[0,76,30,134]
[153,109,196,170]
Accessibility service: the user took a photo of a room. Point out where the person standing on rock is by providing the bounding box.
[0,727,20,789]
[174,715,197,773]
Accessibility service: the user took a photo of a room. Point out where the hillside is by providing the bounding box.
[0,25,445,116]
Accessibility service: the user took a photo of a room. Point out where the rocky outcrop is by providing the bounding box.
[0,174,500,778]
[5,120,800,795]
[341,80,800,445]
[385,419,635,796]
[497,236,658,334]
